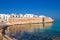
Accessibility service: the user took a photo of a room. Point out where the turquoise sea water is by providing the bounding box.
[7,21,60,40]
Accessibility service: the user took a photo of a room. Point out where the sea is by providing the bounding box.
[5,21,60,40]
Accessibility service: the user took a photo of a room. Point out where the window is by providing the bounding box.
[13,15,14,18]
[16,16,17,18]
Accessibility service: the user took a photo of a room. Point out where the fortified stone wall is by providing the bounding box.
[9,18,43,24]
[44,17,54,23]
[8,17,54,24]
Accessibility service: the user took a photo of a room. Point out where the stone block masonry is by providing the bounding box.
[8,17,54,24]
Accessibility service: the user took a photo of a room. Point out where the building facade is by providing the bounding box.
[0,14,10,22]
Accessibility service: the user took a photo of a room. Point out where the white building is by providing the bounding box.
[19,14,24,18]
[33,15,38,18]
[10,14,17,18]
[24,14,35,18]
[0,14,10,22]
[39,15,46,18]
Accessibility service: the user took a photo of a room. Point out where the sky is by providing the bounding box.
[0,0,60,21]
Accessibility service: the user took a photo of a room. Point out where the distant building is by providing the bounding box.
[33,15,38,18]
[24,14,35,18]
[0,14,10,22]
[10,14,17,18]
[19,14,24,18]
[39,15,46,17]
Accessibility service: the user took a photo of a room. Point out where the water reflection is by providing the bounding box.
[6,23,53,34]
[5,22,60,40]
